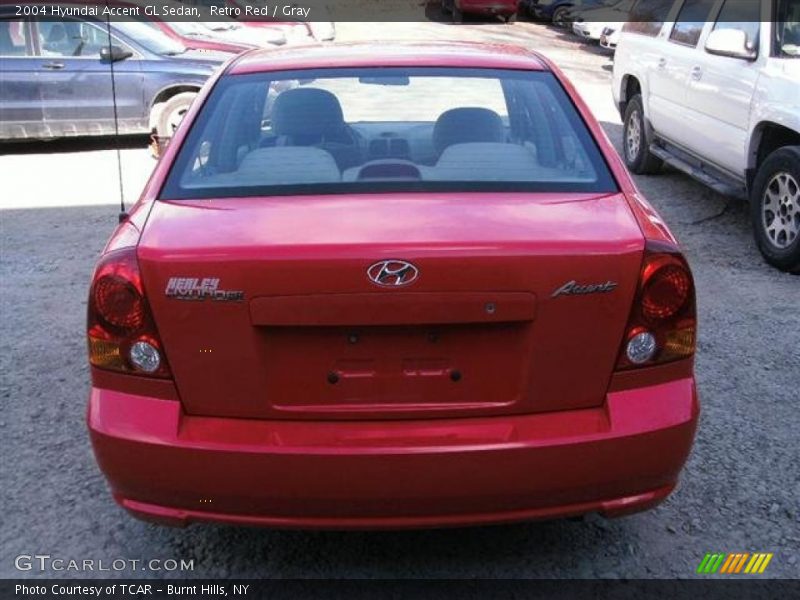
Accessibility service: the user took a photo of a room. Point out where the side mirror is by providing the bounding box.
[100,45,133,63]
[705,29,757,60]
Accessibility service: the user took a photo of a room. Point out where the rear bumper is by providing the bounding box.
[88,378,698,529]
[458,0,518,15]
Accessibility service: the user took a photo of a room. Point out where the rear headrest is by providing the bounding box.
[271,88,345,138]
[433,107,505,156]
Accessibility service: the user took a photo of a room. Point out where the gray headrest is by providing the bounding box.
[433,107,505,156]
[271,88,345,138]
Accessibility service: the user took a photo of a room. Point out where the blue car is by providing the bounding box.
[0,11,226,141]
[524,0,615,27]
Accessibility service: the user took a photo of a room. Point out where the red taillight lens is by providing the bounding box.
[641,261,692,322]
[87,248,171,378]
[616,241,696,370]
[93,275,145,332]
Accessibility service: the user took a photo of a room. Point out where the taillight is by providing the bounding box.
[87,248,171,378]
[616,241,696,370]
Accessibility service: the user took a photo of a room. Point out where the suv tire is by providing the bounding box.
[622,95,662,175]
[552,7,570,27]
[154,92,197,141]
[750,146,800,273]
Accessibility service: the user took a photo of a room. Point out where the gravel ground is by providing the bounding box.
[1,20,798,580]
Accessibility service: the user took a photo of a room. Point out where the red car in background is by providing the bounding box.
[146,20,256,55]
[442,0,520,22]
[87,42,698,529]
[177,0,333,42]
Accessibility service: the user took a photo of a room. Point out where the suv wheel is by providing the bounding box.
[154,92,197,141]
[751,146,800,272]
[622,95,662,175]
[552,7,570,27]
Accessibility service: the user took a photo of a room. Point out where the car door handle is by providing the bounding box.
[42,62,65,70]
[658,58,667,69]
[691,66,702,81]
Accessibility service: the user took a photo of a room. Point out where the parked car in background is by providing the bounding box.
[194,21,287,47]
[613,0,800,271]
[571,0,634,41]
[144,20,259,54]
[525,0,578,25]
[86,41,699,530]
[563,0,622,29]
[177,0,334,42]
[600,24,621,52]
[442,0,520,22]
[0,13,223,141]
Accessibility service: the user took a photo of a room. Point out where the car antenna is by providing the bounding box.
[104,3,128,224]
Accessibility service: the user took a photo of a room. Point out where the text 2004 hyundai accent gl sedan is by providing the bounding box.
[87,42,699,529]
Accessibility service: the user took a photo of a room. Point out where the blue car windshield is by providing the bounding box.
[161,67,618,199]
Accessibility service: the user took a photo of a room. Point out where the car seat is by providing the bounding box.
[270,88,362,170]
[433,107,505,159]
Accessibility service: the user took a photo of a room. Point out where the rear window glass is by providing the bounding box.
[160,68,617,199]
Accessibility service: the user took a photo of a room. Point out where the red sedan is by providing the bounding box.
[87,42,699,529]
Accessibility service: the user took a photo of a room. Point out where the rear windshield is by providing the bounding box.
[160,68,618,199]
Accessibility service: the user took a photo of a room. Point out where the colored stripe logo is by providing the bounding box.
[697,553,773,574]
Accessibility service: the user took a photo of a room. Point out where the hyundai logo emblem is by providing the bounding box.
[367,260,419,287]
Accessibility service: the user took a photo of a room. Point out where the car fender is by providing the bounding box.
[748,66,800,155]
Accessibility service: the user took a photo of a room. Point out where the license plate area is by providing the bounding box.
[261,322,533,418]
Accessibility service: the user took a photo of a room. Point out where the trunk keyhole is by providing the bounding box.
[450,369,462,382]
[327,371,340,384]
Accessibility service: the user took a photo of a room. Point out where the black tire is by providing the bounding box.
[552,6,570,26]
[506,11,517,23]
[622,94,662,175]
[154,92,197,140]
[750,146,800,273]
[441,0,452,15]
[453,6,463,22]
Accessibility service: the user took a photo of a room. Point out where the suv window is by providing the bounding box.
[775,0,800,57]
[0,19,32,56]
[35,20,127,58]
[711,0,760,52]
[623,0,675,37]
[669,0,717,47]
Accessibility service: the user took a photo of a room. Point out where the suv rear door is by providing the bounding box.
[31,18,144,136]
[647,0,716,146]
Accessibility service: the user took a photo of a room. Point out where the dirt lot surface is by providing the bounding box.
[1,19,798,579]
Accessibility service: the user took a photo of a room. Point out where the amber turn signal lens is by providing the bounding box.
[661,327,696,361]
[88,336,126,371]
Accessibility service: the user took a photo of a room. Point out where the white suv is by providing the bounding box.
[613,0,800,272]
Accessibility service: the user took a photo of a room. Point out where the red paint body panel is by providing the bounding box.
[88,43,699,527]
[457,0,519,17]
[137,193,644,420]
[88,377,697,528]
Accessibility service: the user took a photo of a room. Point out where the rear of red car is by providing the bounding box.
[458,0,520,19]
[87,44,698,528]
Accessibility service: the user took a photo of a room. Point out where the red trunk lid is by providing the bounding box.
[138,192,643,420]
